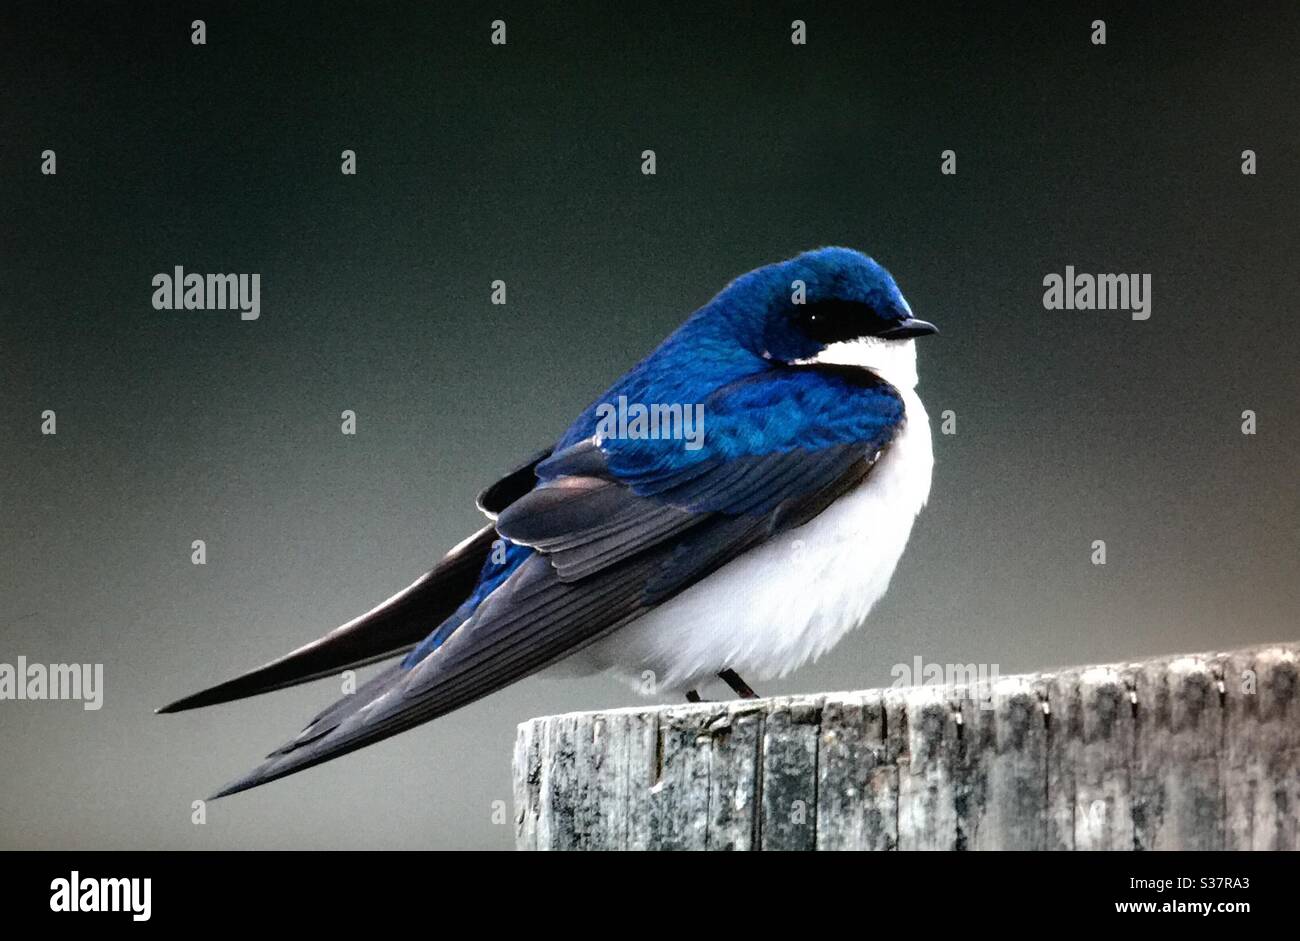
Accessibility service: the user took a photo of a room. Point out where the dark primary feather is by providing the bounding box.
[156,525,497,713]
[209,365,906,797]
[159,451,556,714]
[476,447,553,519]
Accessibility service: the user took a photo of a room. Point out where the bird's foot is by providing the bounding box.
[719,669,760,699]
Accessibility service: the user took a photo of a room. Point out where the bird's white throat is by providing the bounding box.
[793,337,920,390]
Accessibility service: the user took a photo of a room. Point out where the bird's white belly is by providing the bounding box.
[554,390,933,694]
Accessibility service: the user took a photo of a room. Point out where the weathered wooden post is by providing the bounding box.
[513,641,1298,850]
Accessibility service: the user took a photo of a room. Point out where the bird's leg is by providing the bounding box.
[685,690,702,703]
[718,669,759,700]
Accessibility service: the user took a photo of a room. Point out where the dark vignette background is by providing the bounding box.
[1,1,1296,849]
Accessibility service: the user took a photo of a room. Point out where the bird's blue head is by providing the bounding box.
[711,247,937,373]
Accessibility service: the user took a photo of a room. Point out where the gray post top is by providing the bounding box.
[514,640,1299,850]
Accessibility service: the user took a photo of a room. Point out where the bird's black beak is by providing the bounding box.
[878,318,939,339]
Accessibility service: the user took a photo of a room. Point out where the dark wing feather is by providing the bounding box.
[156,526,496,713]
[160,450,552,714]
[212,550,662,796]
[476,447,552,518]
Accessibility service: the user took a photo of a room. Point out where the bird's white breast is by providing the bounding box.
[556,339,934,694]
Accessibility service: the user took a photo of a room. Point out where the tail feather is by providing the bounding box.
[157,526,495,714]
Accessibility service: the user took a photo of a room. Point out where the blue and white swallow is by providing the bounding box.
[160,247,939,796]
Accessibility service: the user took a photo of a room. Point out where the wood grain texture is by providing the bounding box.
[513,641,1300,850]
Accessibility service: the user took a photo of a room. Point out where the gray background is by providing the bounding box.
[1,0,1296,849]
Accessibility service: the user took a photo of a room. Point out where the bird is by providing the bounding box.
[158,246,939,797]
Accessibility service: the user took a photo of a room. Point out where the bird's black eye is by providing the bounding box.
[792,300,888,345]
